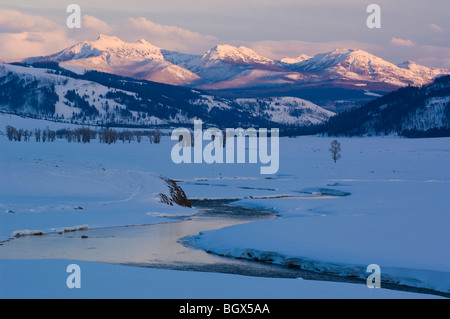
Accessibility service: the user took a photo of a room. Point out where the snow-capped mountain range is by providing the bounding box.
[25,35,450,93]
[7,34,449,133]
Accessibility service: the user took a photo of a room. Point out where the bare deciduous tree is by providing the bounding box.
[42,129,47,143]
[329,140,342,163]
[135,131,142,143]
[6,126,17,141]
[154,129,161,144]
[100,129,118,144]
[35,129,41,142]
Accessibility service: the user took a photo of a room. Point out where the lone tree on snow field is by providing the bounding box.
[329,140,342,163]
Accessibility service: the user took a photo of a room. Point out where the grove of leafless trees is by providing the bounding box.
[4,125,162,145]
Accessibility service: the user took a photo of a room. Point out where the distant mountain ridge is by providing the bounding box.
[24,35,450,96]
[2,61,449,137]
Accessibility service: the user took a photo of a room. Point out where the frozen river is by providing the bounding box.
[0,198,447,297]
[0,199,313,278]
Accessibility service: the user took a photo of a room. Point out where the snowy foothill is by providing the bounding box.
[0,114,449,298]
[0,63,336,128]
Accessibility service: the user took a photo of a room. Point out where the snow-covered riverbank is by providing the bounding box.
[0,129,195,242]
[0,259,441,299]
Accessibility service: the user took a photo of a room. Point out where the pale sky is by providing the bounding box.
[1,0,449,68]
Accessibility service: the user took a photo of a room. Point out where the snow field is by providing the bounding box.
[186,136,450,293]
[1,116,449,297]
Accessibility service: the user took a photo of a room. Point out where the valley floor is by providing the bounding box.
[0,114,449,298]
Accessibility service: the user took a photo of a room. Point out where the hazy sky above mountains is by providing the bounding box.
[0,0,449,68]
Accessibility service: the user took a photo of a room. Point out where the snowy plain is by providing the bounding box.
[0,121,194,241]
[187,136,450,293]
[0,113,449,298]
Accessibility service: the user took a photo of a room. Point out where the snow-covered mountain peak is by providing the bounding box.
[96,34,123,43]
[299,49,450,87]
[319,48,364,61]
[22,35,203,85]
[396,60,450,80]
[344,49,382,60]
[397,60,446,73]
[295,49,354,71]
[322,48,373,60]
[135,38,151,45]
[280,54,311,64]
[25,35,165,64]
[90,35,163,60]
[297,48,395,73]
[202,44,274,66]
[330,48,355,54]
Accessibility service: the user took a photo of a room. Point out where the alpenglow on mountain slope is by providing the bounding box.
[0,63,334,128]
[25,35,201,86]
[24,35,450,96]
